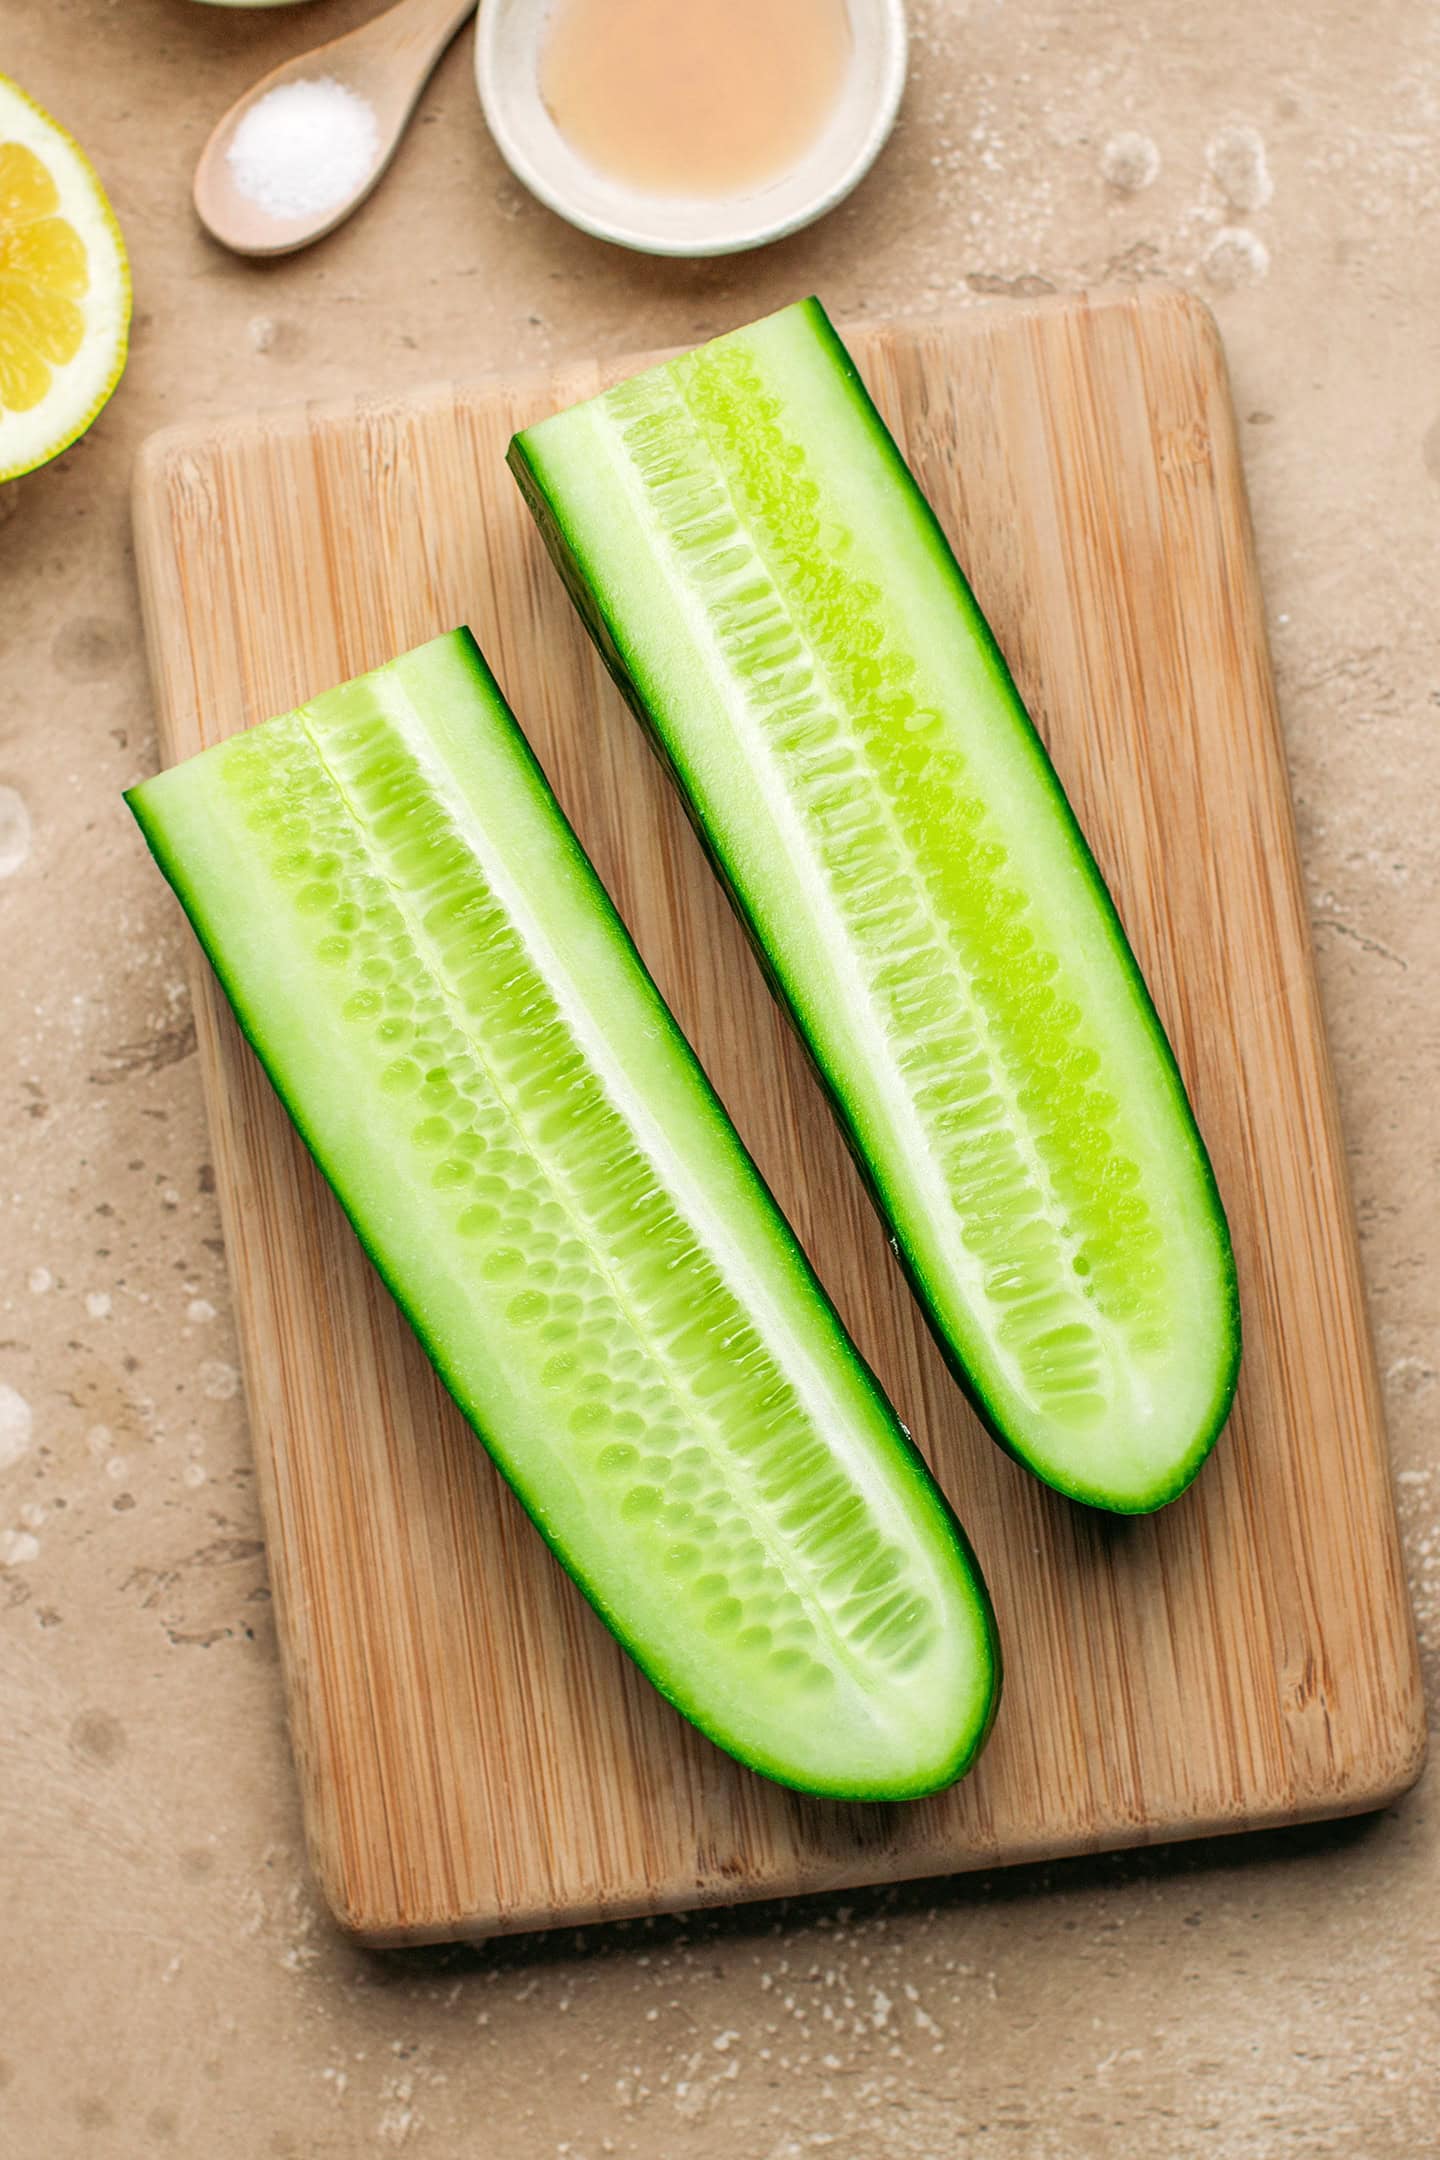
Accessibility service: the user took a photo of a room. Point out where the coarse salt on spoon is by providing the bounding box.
[194,0,477,258]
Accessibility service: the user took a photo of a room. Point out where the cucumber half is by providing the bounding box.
[511,300,1240,1513]
[126,630,999,1798]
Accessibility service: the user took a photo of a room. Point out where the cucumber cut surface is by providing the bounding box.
[511,301,1241,1513]
[127,629,999,1798]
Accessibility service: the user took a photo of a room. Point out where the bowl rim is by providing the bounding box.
[473,0,909,259]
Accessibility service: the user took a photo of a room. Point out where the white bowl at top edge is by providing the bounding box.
[474,0,908,259]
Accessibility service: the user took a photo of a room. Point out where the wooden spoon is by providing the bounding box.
[194,0,478,257]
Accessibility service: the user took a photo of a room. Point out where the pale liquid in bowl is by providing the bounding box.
[539,0,854,199]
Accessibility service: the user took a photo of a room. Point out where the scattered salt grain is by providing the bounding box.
[1207,124,1273,214]
[200,1359,242,1403]
[1100,131,1160,193]
[227,77,380,223]
[0,787,31,879]
[1202,225,1270,287]
[0,1385,33,1472]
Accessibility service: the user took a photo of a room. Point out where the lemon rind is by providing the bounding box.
[0,73,132,485]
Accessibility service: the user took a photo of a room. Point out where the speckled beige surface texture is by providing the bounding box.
[2,2,1437,2154]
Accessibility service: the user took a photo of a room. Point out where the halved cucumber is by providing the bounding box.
[511,300,1240,1513]
[126,629,999,1798]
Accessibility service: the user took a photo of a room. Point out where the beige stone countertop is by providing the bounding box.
[3,3,1437,2154]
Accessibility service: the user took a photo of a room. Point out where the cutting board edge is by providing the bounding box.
[331,1738,1430,1947]
[129,283,1224,517]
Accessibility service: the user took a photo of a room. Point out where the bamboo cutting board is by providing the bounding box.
[133,290,1423,1945]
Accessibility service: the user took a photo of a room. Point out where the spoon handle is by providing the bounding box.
[359,0,479,74]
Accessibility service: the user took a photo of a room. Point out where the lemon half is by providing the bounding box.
[0,77,131,484]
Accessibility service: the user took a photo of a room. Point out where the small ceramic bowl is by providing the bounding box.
[475,0,908,258]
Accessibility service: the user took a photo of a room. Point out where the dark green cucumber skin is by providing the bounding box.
[127,629,1000,1799]
[509,301,1241,1515]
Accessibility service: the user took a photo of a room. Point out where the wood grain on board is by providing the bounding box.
[132,290,1424,1944]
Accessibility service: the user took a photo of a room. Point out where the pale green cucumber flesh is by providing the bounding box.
[126,628,999,1798]
[511,299,1241,1514]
